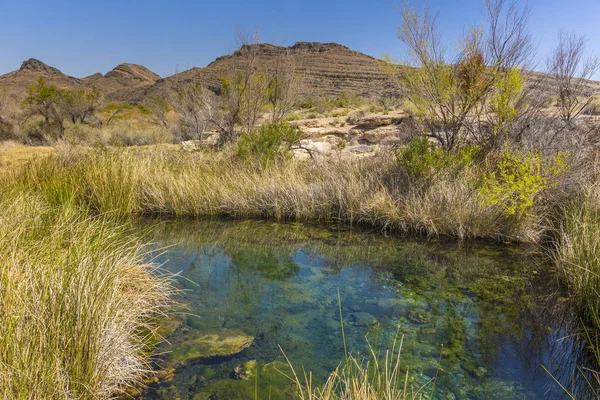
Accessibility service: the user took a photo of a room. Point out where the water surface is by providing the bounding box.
[140,219,592,399]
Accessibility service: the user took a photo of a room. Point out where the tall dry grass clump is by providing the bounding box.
[0,193,171,399]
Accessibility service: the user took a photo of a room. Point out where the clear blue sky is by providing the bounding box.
[0,0,598,79]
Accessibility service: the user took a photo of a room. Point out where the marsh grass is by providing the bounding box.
[282,338,422,400]
[2,146,541,242]
[0,193,172,399]
[549,185,600,396]
[551,186,600,323]
[282,294,433,400]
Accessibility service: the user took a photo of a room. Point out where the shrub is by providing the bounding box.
[237,122,302,165]
[346,109,367,124]
[396,136,479,179]
[479,146,569,216]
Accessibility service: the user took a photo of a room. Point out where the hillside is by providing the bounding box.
[133,42,394,103]
[0,59,160,112]
[1,42,599,111]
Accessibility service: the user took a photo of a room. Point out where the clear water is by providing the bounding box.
[140,219,595,400]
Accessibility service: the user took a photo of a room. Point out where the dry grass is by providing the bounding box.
[1,146,540,242]
[551,185,600,322]
[283,333,430,400]
[0,192,172,399]
[0,144,54,174]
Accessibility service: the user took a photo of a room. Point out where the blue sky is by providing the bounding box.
[0,0,598,79]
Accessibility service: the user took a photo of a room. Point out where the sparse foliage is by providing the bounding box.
[547,32,600,123]
[145,95,171,130]
[268,49,301,122]
[58,86,102,124]
[173,83,214,140]
[395,0,533,152]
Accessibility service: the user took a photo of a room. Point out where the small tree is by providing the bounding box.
[58,87,102,124]
[547,32,600,123]
[394,0,532,152]
[23,78,66,138]
[23,78,60,125]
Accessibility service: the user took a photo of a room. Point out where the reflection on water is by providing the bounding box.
[138,219,596,399]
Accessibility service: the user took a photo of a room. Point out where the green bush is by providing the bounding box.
[479,146,569,216]
[237,122,302,165]
[397,136,479,179]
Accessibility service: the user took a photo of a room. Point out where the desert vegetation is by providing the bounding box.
[1,0,600,398]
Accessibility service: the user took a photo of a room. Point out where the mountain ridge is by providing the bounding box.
[1,42,599,112]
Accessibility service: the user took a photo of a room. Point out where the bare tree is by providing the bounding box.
[485,0,534,70]
[268,49,301,122]
[145,95,171,130]
[172,83,221,140]
[0,89,8,124]
[547,32,600,123]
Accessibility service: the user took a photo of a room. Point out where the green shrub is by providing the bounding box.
[236,122,302,165]
[479,146,569,216]
[396,136,479,179]
[284,112,303,121]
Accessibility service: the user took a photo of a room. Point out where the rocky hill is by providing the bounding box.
[132,42,393,103]
[0,59,160,112]
[1,42,599,112]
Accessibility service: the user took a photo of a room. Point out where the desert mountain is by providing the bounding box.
[122,42,393,103]
[0,59,160,111]
[1,42,599,111]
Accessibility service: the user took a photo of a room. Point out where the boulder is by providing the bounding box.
[349,311,378,327]
[170,329,255,362]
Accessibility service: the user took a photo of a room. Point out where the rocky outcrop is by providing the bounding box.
[105,63,160,85]
[19,58,63,75]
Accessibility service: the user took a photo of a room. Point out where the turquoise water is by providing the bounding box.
[140,219,594,399]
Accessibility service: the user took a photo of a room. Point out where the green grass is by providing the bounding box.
[0,192,172,399]
[552,186,600,325]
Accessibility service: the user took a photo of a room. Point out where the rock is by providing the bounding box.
[354,115,401,128]
[349,311,378,327]
[232,360,257,380]
[406,309,431,325]
[170,329,254,362]
[19,58,63,75]
[358,125,403,144]
[180,134,218,151]
[348,145,373,154]
[180,140,202,152]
